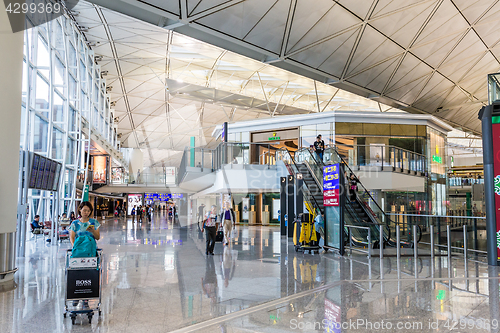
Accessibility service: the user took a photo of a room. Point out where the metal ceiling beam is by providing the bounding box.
[280,0,297,58]
[272,81,288,117]
[257,72,273,117]
[188,0,246,22]
[94,5,140,147]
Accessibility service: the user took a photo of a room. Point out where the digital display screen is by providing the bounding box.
[36,157,46,189]
[29,154,40,189]
[29,153,62,191]
[41,159,51,190]
[47,161,56,191]
[53,163,61,191]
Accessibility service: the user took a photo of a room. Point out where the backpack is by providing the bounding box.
[71,234,97,258]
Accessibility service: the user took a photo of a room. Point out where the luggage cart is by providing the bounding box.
[64,249,103,325]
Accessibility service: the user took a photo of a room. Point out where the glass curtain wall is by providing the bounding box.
[21,10,117,233]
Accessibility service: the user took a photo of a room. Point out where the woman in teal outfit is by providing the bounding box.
[69,201,101,246]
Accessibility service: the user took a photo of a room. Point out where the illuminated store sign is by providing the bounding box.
[269,132,280,141]
[432,155,442,164]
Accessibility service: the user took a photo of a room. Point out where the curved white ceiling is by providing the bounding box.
[73,1,414,167]
[80,0,500,136]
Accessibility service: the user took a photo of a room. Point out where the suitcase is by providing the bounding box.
[215,229,224,242]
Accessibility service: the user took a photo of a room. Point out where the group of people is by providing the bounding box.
[131,205,154,222]
[201,203,235,256]
[130,201,177,223]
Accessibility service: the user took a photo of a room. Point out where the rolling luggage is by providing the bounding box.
[215,226,224,242]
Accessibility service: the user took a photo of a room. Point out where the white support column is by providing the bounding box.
[0,7,24,282]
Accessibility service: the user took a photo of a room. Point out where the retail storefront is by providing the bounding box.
[214,111,452,216]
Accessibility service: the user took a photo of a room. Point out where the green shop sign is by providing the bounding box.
[268,136,281,141]
[432,155,442,164]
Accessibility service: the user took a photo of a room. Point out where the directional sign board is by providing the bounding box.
[323,164,340,207]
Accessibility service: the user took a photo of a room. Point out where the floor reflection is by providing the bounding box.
[1,212,499,332]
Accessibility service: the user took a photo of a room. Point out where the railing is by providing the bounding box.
[294,147,325,189]
[213,142,275,170]
[178,148,188,184]
[327,146,422,245]
[345,225,373,258]
[177,142,278,185]
[276,148,323,217]
[448,177,484,186]
[128,172,167,185]
[388,213,487,254]
[323,144,427,174]
[325,146,388,225]
[178,146,214,184]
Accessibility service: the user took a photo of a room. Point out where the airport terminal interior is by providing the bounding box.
[2,0,500,332]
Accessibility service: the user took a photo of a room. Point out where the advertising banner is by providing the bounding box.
[92,156,108,184]
[111,167,124,184]
[66,269,100,300]
[127,194,143,215]
[242,198,250,220]
[491,118,500,259]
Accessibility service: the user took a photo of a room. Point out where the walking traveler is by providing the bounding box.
[203,205,219,255]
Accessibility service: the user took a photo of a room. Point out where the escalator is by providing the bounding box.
[278,147,421,249]
[296,163,324,214]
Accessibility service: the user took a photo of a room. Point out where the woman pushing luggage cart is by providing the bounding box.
[64,249,103,324]
[64,201,103,325]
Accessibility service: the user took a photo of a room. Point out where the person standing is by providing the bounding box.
[147,205,153,222]
[313,135,325,162]
[168,201,177,222]
[472,203,478,217]
[203,205,219,255]
[219,202,235,246]
[138,205,143,222]
[136,169,141,184]
[349,173,359,202]
[198,203,206,226]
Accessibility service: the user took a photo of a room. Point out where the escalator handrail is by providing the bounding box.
[344,196,391,243]
[328,146,424,244]
[297,147,393,245]
[326,146,394,224]
[277,148,323,216]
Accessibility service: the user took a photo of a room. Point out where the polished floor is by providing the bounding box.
[1,212,500,332]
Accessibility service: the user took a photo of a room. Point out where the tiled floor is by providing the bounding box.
[1,212,499,332]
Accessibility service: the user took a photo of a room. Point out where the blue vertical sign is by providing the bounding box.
[323,164,340,206]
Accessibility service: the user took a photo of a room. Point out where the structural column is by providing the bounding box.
[279,177,286,236]
[295,174,303,217]
[480,104,500,266]
[286,175,295,237]
[0,7,24,283]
